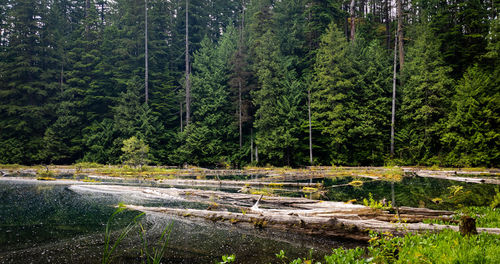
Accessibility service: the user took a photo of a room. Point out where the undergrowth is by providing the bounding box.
[276,230,500,263]
[423,206,500,228]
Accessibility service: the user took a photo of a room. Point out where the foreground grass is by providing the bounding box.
[423,206,500,228]
[282,230,500,264]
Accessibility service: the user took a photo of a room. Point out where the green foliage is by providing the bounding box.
[363,193,392,210]
[102,204,145,264]
[425,206,500,228]
[217,254,236,264]
[120,137,150,168]
[491,190,500,209]
[462,206,500,228]
[102,204,174,264]
[36,168,55,178]
[395,230,500,263]
[0,0,498,167]
[249,7,307,166]
[274,249,318,264]
[74,162,105,169]
[137,221,174,264]
[284,230,500,264]
[367,232,401,263]
[311,23,353,165]
[441,64,499,167]
[399,24,454,165]
[323,247,369,264]
[173,28,238,166]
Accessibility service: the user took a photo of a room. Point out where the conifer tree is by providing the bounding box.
[174,28,238,166]
[398,25,453,164]
[311,23,356,165]
[442,19,499,167]
[0,0,57,164]
[350,39,393,164]
[41,0,101,164]
[251,28,306,166]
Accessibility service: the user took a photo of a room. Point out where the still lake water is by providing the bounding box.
[0,174,496,263]
[0,180,353,263]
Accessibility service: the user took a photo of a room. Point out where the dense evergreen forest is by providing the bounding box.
[0,0,498,167]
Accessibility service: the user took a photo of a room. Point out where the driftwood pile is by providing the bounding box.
[69,184,500,241]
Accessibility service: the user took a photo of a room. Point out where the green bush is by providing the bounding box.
[424,206,500,228]
[324,248,369,264]
[396,230,500,264]
[283,230,500,264]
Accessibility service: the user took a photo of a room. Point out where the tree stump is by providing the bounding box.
[459,216,478,236]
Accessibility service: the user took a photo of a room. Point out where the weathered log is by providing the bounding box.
[157,179,320,188]
[66,184,500,239]
[397,207,454,216]
[404,168,500,185]
[123,205,500,241]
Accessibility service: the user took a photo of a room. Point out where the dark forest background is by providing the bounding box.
[0,0,498,167]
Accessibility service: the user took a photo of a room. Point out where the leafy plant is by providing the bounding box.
[137,221,174,264]
[363,193,392,210]
[490,189,500,209]
[102,204,145,264]
[368,232,402,263]
[217,254,236,264]
[36,168,55,178]
[120,136,150,169]
[324,247,368,264]
[275,249,318,264]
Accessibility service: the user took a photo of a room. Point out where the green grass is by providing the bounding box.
[102,204,174,264]
[279,230,500,264]
[102,204,144,264]
[423,206,500,228]
[137,220,174,264]
[394,230,500,264]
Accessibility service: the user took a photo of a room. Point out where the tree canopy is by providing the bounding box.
[0,0,498,167]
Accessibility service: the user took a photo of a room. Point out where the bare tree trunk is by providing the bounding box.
[100,1,105,26]
[239,79,242,148]
[255,145,259,163]
[308,88,313,165]
[85,0,89,18]
[396,0,404,70]
[185,0,191,126]
[344,3,349,39]
[250,128,254,163]
[359,0,365,17]
[350,0,356,42]
[85,0,90,33]
[385,0,390,49]
[180,100,183,132]
[145,0,149,104]
[391,31,397,158]
[238,2,245,149]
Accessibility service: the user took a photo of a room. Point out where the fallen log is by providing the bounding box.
[157,179,320,188]
[404,168,500,185]
[70,184,454,224]
[69,184,500,240]
[124,205,500,241]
